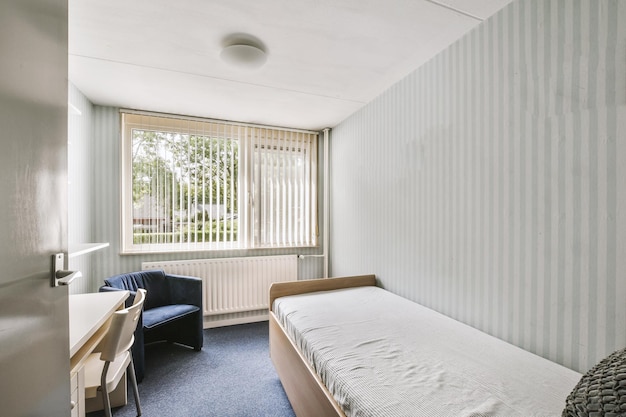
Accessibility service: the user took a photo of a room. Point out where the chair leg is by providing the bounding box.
[128,354,142,416]
[100,362,113,417]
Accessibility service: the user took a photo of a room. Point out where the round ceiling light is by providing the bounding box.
[220,43,267,70]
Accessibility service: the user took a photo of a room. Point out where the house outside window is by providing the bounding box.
[121,111,318,253]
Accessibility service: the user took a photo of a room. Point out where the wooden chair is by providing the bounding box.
[84,289,146,417]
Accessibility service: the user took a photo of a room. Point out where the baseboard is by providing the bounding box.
[203,311,269,328]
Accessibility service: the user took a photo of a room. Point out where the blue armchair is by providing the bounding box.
[99,270,204,382]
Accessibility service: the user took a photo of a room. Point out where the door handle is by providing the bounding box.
[55,270,82,286]
[51,253,82,287]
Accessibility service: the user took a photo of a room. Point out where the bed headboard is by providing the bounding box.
[269,274,377,311]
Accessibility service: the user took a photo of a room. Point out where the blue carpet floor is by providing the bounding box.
[87,321,296,417]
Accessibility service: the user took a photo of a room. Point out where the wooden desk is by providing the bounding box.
[69,291,129,417]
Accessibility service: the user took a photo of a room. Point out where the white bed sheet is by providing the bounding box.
[273,286,582,417]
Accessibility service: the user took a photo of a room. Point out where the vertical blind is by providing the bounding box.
[250,127,317,247]
[121,111,318,253]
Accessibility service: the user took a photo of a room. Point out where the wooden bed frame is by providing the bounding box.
[268,274,377,417]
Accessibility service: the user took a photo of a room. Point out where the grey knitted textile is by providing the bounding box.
[563,347,626,417]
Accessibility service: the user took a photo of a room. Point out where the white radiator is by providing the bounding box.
[141,255,298,318]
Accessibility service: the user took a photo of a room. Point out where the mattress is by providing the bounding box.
[272,286,582,417]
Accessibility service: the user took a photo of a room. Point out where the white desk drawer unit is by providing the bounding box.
[70,367,85,417]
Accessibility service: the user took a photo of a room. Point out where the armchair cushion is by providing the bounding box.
[143,304,200,329]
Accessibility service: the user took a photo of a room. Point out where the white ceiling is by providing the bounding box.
[69,0,512,131]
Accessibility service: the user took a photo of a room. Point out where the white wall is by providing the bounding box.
[330,0,626,373]
[68,83,97,293]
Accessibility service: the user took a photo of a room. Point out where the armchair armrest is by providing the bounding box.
[165,274,202,309]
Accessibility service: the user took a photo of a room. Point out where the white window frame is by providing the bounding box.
[121,111,319,254]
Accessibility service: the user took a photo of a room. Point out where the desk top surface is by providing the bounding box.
[69,291,129,358]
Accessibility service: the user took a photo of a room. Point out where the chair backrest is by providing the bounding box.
[99,288,146,362]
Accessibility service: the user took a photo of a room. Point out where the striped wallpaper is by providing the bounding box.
[330,0,626,373]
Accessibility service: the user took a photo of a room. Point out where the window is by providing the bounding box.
[121,112,318,253]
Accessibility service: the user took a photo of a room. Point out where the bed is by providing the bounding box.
[268,275,583,417]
